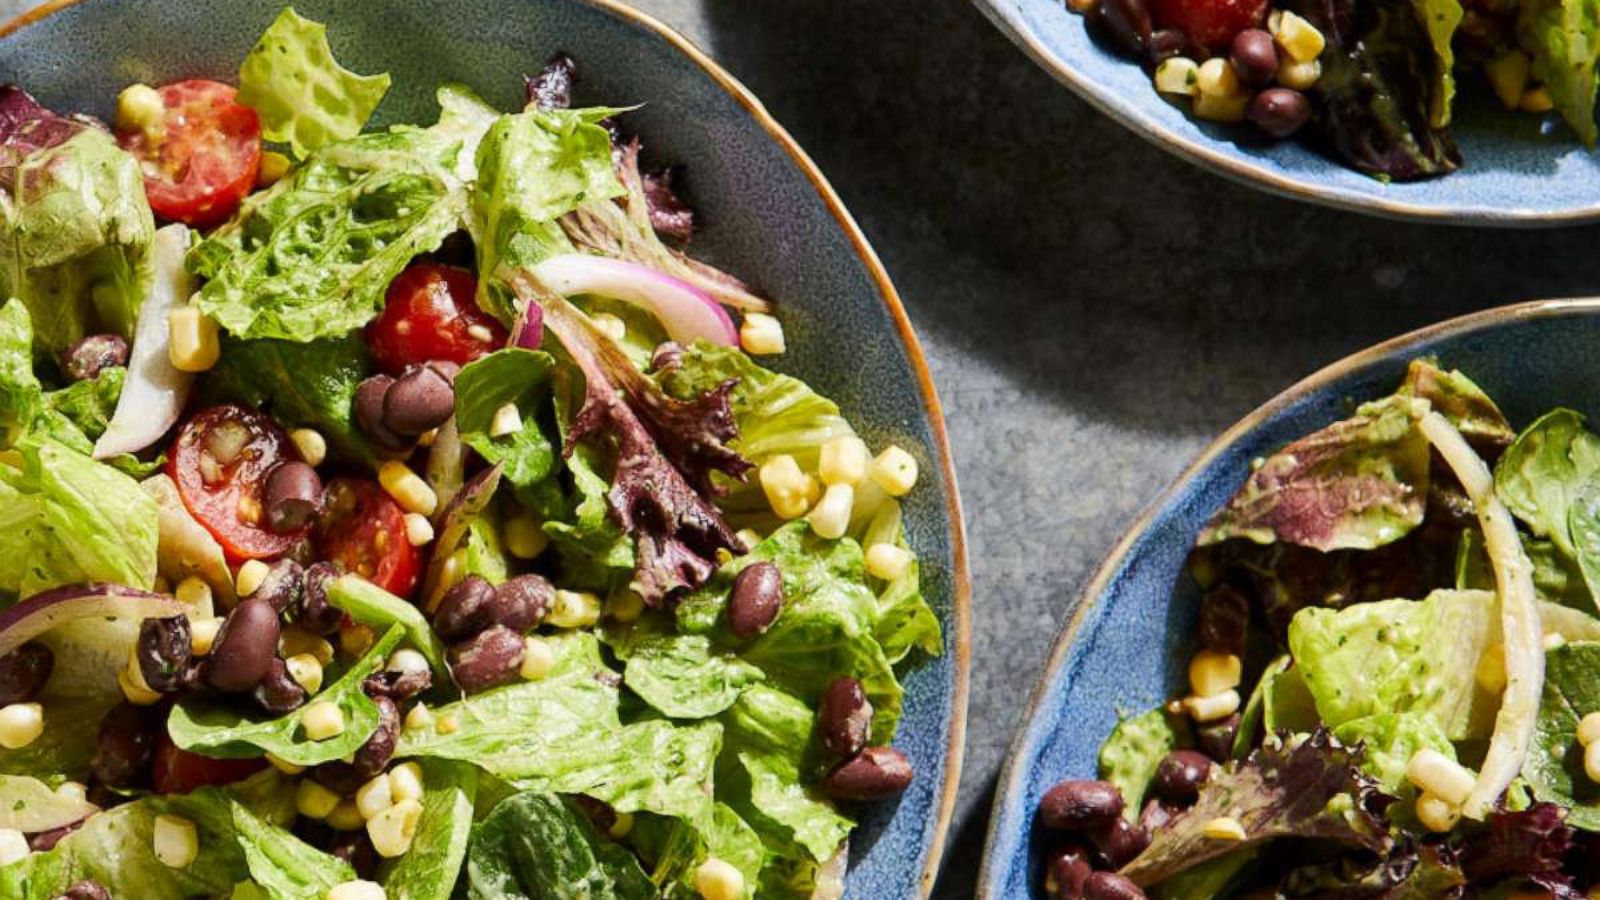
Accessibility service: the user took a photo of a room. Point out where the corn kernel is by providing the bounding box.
[153,814,198,868]
[290,428,328,467]
[1183,689,1241,723]
[235,559,271,597]
[189,617,221,656]
[1188,650,1243,698]
[1154,57,1201,96]
[284,628,336,666]
[1485,52,1531,109]
[1196,58,1242,98]
[326,881,386,900]
[1273,11,1325,62]
[695,856,746,900]
[504,513,549,559]
[1522,86,1555,113]
[55,781,88,803]
[118,666,162,706]
[175,576,213,616]
[592,313,627,341]
[378,461,437,517]
[521,637,556,681]
[607,590,644,624]
[1193,91,1250,122]
[327,800,364,831]
[819,436,870,487]
[1586,741,1600,785]
[402,513,435,547]
[389,762,425,805]
[865,543,915,581]
[869,446,919,497]
[368,798,424,858]
[168,306,221,373]
[1277,57,1322,91]
[1580,712,1600,748]
[1200,816,1247,841]
[115,83,165,138]
[267,753,305,775]
[1405,749,1475,806]
[404,702,434,732]
[1475,642,1507,694]
[285,654,325,694]
[759,455,813,519]
[297,778,342,819]
[302,701,346,741]
[1415,792,1461,833]
[387,649,430,677]
[437,712,460,735]
[258,151,292,187]
[356,774,395,820]
[0,828,28,866]
[341,624,376,659]
[609,812,635,839]
[549,590,602,629]
[489,402,523,438]
[740,312,785,355]
[808,483,854,540]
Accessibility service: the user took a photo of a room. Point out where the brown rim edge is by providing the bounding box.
[0,0,973,894]
[975,296,1600,898]
[970,0,1595,228]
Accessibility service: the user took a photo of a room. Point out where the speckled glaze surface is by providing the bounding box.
[978,298,1600,898]
[976,0,1600,225]
[0,1,970,895]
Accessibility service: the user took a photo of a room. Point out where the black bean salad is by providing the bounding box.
[0,8,942,899]
[1080,0,1600,179]
[1033,360,1600,897]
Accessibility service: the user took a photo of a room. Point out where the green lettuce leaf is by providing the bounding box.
[1495,408,1600,557]
[1458,528,1590,609]
[1525,640,1600,829]
[857,498,941,662]
[465,791,655,899]
[1411,0,1464,127]
[236,7,391,157]
[1397,359,1511,447]
[201,334,376,466]
[1262,662,1320,735]
[378,760,476,900]
[452,348,558,497]
[605,615,764,720]
[0,298,41,445]
[1332,712,1456,813]
[632,803,764,900]
[1518,0,1600,144]
[1098,707,1186,820]
[167,625,403,765]
[232,799,355,899]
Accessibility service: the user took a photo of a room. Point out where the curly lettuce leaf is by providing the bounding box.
[1276,841,1465,898]
[236,7,391,157]
[1496,408,1600,558]
[464,791,655,899]
[1519,0,1600,145]
[1098,707,1186,821]
[201,333,376,466]
[1411,0,1464,128]
[453,348,558,497]
[378,760,476,900]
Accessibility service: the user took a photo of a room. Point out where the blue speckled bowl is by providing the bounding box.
[978,299,1600,897]
[0,1,971,895]
[976,0,1600,224]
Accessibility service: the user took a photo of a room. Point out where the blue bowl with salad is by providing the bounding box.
[980,298,1600,898]
[0,1,970,898]
[976,0,1600,224]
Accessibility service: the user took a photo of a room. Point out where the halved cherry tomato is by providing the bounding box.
[1150,0,1267,52]
[169,405,307,561]
[319,478,420,598]
[152,734,266,794]
[116,79,261,228]
[364,262,507,375]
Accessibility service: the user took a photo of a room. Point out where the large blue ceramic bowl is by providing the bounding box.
[976,0,1600,224]
[0,1,971,895]
[978,299,1600,897]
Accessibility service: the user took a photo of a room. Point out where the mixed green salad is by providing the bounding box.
[1035,360,1600,898]
[0,8,941,900]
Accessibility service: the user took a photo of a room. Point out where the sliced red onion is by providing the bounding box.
[529,254,738,346]
[94,224,196,460]
[0,583,182,659]
[511,300,544,350]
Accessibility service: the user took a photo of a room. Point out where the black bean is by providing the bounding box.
[728,561,783,639]
[433,576,499,642]
[1138,798,1177,834]
[1091,818,1150,869]
[1084,872,1147,900]
[1197,713,1240,762]
[1248,88,1313,139]
[818,676,873,758]
[60,334,128,383]
[1097,0,1152,54]
[382,364,455,436]
[1153,750,1213,806]
[52,880,111,900]
[30,819,83,851]
[1230,29,1279,86]
[263,462,323,534]
[363,668,432,701]
[0,642,53,705]
[329,830,380,880]
[91,702,159,788]
[206,597,282,692]
[136,616,192,693]
[297,561,344,634]
[821,746,914,801]
[353,695,400,778]
[570,795,619,834]
[1039,780,1124,831]
[1197,585,1249,657]
[526,52,576,111]
[1145,28,1188,64]
[253,657,307,714]
[448,625,525,693]
[1044,843,1093,900]
[492,575,554,633]
[427,360,461,383]
[313,760,363,794]
[246,557,305,615]
[355,375,410,452]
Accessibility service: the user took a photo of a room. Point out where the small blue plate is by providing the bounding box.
[979,299,1600,898]
[976,0,1600,225]
[0,1,972,895]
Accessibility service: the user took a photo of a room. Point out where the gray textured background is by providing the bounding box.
[9,0,1600,895]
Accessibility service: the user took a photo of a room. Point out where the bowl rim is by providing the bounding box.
[0,0,974,894]
[971,0,1600,227]
[976,296,1600,898]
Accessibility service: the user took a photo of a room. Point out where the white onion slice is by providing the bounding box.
[529,254,738,346]
[93,224,196,460]
[1420,408,1542,819]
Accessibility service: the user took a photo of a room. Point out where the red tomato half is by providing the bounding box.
[1150,0,1268,52]
[169,405,308,561]
[117,79,262,228]
[365,263,507,375]
[152,735,266,794]
[319,478,420,598]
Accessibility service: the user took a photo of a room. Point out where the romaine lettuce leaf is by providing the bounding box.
[857,497,941,662]
[631,803,764,900]
[378,760,476,900]
[452,348,558,496]
[1332,712,1456,812]
[1518,0,1600,145]
[1525,641,1600,829]
[464,791,655,899]
[1495,408,1600,558]
[1098,707,1185,821]
[232,799,355,900]
[236,7,391,157]
[606,617,764,720]
[0,297,39,444]
[200,333,376,467]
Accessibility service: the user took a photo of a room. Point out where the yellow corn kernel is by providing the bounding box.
[153,814,198,868]
[283,628,336,666]
[808,483,854,540]
[326,881,386,900]
[1188,650,1243,698]
[1183,689,1241,723]
[819,436,871,487]
[1475,642,1507,694]
[302,701,346,741]
[286,654,325,694]
[1415,792,1461,833]
[1200,816,1247,841]
[1405,749,1475,806]
[695,856,746,900]
[865,543,915,581]
[0,828,26,866]
[503,513,549,559]
[869,446,919,497]
[1522,86,1555,113]
[1193,91,1250,123]
[521,637,556,681]
[387,649,430,677]
[607,589,645,624]
[1274,11,1325,62]
[190,617,222,656]
[436,712,460,735]
[235,559,271,597]
[1154,57,1201,96]
[489,402,523,438]
[340,624,376,659]
[549,590,602,629]
[55,781,88,803]
[1485,52,1531,109]
[296,778,342,819]
[175,576,213,616]
[290,428,328,467]
[168,306,221,373]
[609,812,635,839]
[389,762,425,805]
[367,798,424,858]
[759,455,813,519]
[267,752,304,775]
[740,312,785,355]
[1580,712,1600,747]
[326,800,364,831]
[402,513,435,548]
[356,774,394,821]
[258,150,292,187]
[0,703,42,750]
[115,83,165,139]
[404,702,434,732]
[1586,741,1600,785]
[378,461,437,517]
[1196,58,1242,98]
[118,665,162,706]
[1277,58,1322,91]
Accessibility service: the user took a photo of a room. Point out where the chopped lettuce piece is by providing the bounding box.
[1518,0,1600,145]
[1332,712,1456,815]
[1525,641,1600,830]
[1097,707,1185,821]
[452,348,558,497]
[1151,850,1257,900]
[1495,408,1600,558]
[1411,0,1464,128]
[0,297,40,445]
[378,760,476,900]
[1458,528,1589,610]
[1261,662,1320,735]
[232,799,355,899]
[236,7,391,157]
[606,617,764,719]
[464,791,655,899]
[200,334,376,466]
[631,803,764,900]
